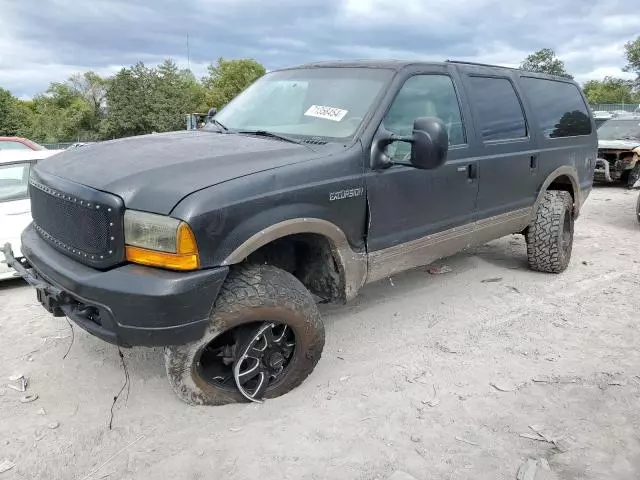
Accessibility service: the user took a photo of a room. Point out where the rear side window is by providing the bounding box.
[519,77,592,138]
[467,76,527,141]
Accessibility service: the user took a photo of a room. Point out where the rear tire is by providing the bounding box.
[165,264,325,405]
[526,190,574,273]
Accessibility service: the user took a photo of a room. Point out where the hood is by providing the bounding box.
[35,130,328,214]
[598,139,640,150]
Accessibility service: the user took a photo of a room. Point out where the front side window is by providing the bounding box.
[520,77,592,138]
[467,76,527,141]
[381,74,466,161]
[210,67,393,140]
[0,162,31,202]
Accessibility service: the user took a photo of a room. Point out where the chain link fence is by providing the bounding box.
[590,103,640,113]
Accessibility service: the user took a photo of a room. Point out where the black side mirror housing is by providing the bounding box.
[372,117,449,171]
[409,117,448,170]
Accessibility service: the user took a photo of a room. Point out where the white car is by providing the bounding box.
[0,149,64,280]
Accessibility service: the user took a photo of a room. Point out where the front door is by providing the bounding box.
[365,69,479,282]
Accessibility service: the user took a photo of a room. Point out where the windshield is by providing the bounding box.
[0,161,31,202]
[597,118,640,141]
[209,67,394,140]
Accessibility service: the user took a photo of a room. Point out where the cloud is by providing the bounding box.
[0,0,637,98]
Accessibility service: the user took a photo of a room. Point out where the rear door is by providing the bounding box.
[517,76,596,199]
[457,66,539,221]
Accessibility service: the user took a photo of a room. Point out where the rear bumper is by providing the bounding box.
[2,225,229,347]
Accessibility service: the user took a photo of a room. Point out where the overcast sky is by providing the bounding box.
[1,0,637,98]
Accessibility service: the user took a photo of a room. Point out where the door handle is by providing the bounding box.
[467,163,478,180]
[530,154,538,169]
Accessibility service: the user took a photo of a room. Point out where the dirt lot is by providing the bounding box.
[1,186,639,480]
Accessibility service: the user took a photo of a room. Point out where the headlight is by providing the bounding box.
[124,210,199,271]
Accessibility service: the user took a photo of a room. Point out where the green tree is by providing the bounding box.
[520,48,573,79]
[68,71,108,135]
[101,62,157,139]
[202,58,266,108]
[25,82,95,143]
[623,36,640,75]
[583,77,636,104]
[0,88,23,136]
[153,59,206,131]
[101,59,208,138]
[624,36,640,93]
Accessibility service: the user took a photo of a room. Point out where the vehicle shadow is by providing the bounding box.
[0,277,27,290]
[321,236,530,322]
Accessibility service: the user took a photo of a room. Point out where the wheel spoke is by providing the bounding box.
[247,345,267,358]
[236,358,261,384]
[273,325,288,344]
[250,372,268,399]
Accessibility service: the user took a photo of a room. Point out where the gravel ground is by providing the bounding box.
[1,186,639,480]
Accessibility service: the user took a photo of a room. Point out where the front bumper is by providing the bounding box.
[2,225,229,347]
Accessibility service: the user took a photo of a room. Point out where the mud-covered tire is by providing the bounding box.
[165,264,325,405]
[526,190,574,273]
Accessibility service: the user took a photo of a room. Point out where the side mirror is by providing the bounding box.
[409,117,448,170]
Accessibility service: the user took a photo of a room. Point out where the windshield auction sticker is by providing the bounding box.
[304,105,348,122]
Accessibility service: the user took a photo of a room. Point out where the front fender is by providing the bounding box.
[218,208,367,302]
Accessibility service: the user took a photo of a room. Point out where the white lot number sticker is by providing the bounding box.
[304,105,348,122]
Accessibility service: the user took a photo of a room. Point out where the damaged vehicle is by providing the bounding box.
[1,60,597,405]
[595,114,640,187]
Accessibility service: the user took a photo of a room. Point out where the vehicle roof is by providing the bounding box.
[287,59,575,82]
[0,136,34,142]
[0,149,64,165]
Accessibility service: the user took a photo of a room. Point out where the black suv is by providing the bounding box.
[2,60,597,405]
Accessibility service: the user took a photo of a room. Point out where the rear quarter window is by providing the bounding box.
[519,77,592,138]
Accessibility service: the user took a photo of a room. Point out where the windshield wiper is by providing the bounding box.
[207,118,229,133]
[236,130,312,148]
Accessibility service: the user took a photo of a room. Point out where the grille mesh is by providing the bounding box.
[30,183,112,255]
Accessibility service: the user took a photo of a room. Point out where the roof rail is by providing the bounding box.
[445,60,518,70]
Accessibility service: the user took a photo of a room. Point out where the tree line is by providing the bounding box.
[0,57,265,143]
[1,36,639,144]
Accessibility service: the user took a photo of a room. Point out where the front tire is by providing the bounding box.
[165,264,325,405]
[526,190,574,273]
